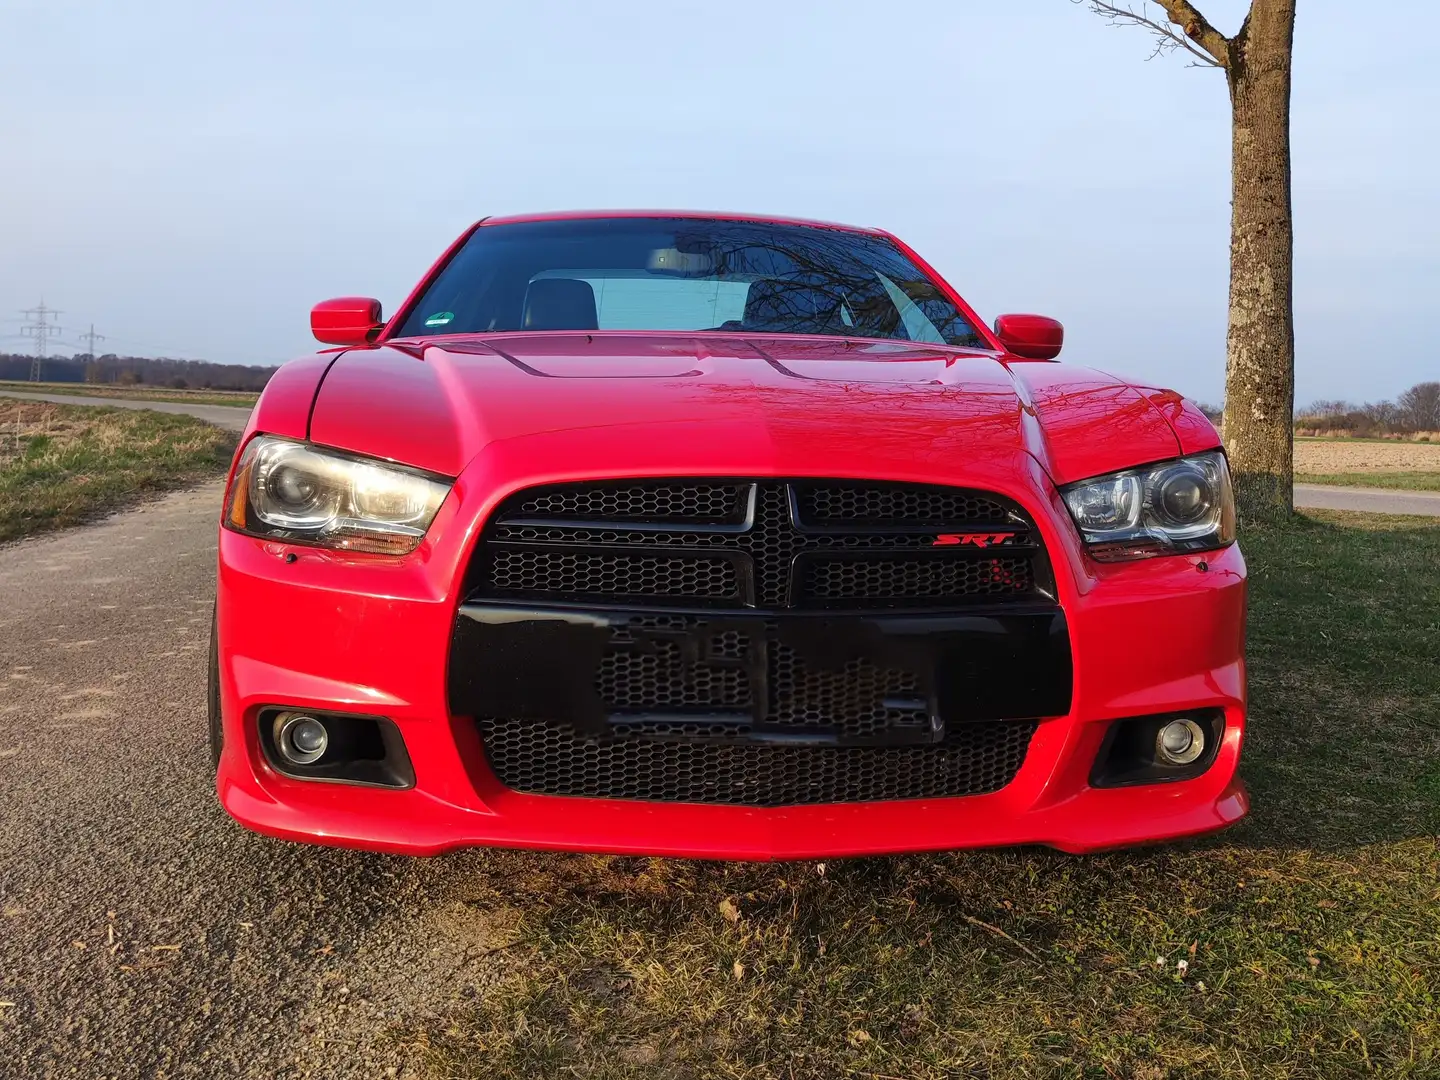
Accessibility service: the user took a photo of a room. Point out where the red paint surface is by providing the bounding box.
[1134,386,1225,456]
[216,211,1247,858]
[242,351,338,443]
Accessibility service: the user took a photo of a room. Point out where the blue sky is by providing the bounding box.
[0,0,1433,406]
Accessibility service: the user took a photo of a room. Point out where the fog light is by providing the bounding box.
[1156,719,1205,766]
[277,714,328,765]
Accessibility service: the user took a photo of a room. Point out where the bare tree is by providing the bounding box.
[1361,399,1403,429]
[1082,0,1297,519]
[1398,381,1440,433]
[1300,399,1356,420]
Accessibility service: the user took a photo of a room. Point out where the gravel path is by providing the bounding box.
[1294,483,1440,517]
[0,391,251,432]
[0,487,509,1079]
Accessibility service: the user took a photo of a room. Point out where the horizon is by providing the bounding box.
[1,0,1432,405]
[2,331,1435,416]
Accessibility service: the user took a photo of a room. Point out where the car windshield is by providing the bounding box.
[393,217,988,348]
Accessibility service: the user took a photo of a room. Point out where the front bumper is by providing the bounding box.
[215,444,1248,859]
[215,543,1247,860]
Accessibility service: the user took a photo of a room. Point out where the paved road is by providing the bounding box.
[1294,482,1440,517]
[0,390,252,432]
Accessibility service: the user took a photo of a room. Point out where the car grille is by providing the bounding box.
[592,614,934,739]
[477,715,1037,806]
[461,478,1056,807]
[473,479,1047,610]
[488,548,742,600]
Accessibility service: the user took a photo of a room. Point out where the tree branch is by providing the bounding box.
[1153,0,1232,63]
[1081,1,1231,69]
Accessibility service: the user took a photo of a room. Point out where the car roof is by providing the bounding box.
[478,209,888,236]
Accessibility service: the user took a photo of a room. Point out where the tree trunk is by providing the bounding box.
[1220,0,1297,520]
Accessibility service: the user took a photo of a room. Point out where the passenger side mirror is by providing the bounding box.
[994,314,1063,360]
[311,297,384,346]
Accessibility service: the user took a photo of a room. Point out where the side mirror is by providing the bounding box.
[311,297,384,346]
[994,314,1063,360]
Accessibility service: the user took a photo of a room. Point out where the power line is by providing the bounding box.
[20,301,63,382]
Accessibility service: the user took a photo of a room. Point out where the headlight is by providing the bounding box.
[1061,451,1235,562]
[225,436,451,555]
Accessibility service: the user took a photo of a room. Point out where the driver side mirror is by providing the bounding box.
[311,297,384,346]
[994,314,1063,360]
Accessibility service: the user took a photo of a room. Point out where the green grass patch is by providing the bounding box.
[407,512,1440,1079]
[1298,472,1440,492]
[0,400,236,542]
[0,380,259,408]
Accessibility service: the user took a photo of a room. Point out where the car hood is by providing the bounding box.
[306,333,1206,488]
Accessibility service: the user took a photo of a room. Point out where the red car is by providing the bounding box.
[211,210,1248,859]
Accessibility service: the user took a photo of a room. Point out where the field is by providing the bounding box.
[1296,437,1440,490]
[0,379,260,409]
[405,510,1440,1079]
[0,400,237,542]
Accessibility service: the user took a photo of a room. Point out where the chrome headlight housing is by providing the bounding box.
[225,436,451,555]
[1061,451,1236,562]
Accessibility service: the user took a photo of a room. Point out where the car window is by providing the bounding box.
[531,271,752,332]
[876,272,947,344]
[395,217,988,348]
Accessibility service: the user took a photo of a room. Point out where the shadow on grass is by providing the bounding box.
[407,510,1440,1078]
[1225,511,1440,850]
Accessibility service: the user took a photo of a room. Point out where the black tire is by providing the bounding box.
[207,605,223,770]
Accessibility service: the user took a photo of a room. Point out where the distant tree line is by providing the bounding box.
[1295,381,1440,436]
[1193,383,1440,437]
[0,352,275,392]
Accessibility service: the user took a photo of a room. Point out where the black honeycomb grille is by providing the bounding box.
[753,483,799,608]
[489,549,739,601]
[592,614,930,739]
[800,485,1012,526]
[516,483,743,523]
[802,554,1034,602]
[476,479,1045,610]
[477,715,1037,806]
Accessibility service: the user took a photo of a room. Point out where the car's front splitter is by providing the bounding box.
[216,729,1249,859]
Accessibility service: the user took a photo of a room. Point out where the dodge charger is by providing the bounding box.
[210,210,1248,858]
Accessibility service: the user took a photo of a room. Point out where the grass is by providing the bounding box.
[0,379,259,408]
[1298,472,1440,492]
[1296,436,1440,445]
[0,400,237,542]
[406,511,1440,1079]
[1295,436,1408,445]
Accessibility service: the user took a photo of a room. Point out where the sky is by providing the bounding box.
[0,0,1434,406]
